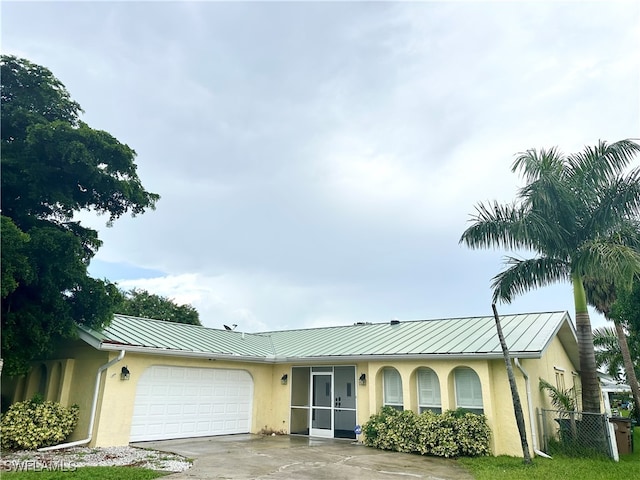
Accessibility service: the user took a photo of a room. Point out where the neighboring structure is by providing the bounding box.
[599,372,632,415]
[1,311,582,457]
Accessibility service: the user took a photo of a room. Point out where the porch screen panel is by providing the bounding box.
[291,367,310,406]
[290,367,311,435]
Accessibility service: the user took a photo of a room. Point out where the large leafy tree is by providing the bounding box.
[118,289,201,326]
[460,139,640,413]
[1,55,160,376]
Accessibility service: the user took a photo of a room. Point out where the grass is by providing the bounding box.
[0,466,168,479]
[458,428,639,480]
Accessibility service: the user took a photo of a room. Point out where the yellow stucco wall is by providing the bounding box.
[4,333,580,457]
[91,353,277,447]
[365,360,499,452]
[487,335,580,457]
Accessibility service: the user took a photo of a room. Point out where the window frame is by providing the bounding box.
[417,367,442,414]
[383,368,404,411]
[454,367,484,415]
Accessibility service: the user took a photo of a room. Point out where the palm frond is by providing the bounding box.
[583,277,618,316]
[593,326,625,380]
[491,256,570,303]
[585,168,640,235]
[519,179,578,244]
[511,146,564,183]
[593,325,620,348]
[539,378,576,411]
[460,201,535,250]
[566,139,640,186]
[574,241,640,288]
[460,200,573,256]
[512,152,581,253]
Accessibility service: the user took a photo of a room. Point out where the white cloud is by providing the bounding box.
[3,1,636,335]
[114,272,361,332]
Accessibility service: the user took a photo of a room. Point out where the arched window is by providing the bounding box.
[417,368,441,414]
[383,368,403,411]
[454,367,483,414]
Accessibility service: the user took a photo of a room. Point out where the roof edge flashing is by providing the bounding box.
[95,343,277,363]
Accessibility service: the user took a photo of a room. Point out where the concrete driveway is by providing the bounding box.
[132,434,474,480]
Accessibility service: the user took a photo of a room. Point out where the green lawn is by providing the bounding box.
[0,466,168,480]
[458,428,639,480]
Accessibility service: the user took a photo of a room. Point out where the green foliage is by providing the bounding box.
[609,278,640,375]
[1,397,79,450]
[539,378,576,411]
[1,55,159,375]
[1,216,33,298]
[593,326,639,382]
[610,277,640,329]
[459,139,640,413]
[363,406,491,458]
[118,289,201,325]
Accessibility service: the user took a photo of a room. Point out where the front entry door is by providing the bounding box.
[310,373,333,438]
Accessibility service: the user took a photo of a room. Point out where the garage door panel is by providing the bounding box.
[166,405,181,415]
[149,405,165,415]
[130,366,253,441]
[183,403,198,415]
[151,385,168,395]
[154,367,170,378]
[165,423,180,435]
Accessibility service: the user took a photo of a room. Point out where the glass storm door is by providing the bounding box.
[310,373,333,437]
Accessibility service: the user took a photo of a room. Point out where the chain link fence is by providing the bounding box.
[538,409,614,458]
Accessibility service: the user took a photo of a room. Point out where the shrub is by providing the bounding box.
[0,396,79,450]
[363,407,491,458]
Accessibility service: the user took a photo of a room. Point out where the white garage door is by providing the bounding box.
[130,366,253,442]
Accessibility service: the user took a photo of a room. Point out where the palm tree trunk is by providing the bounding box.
[492,304,531,463]
[613,320,640,416]
[573,275,602,413]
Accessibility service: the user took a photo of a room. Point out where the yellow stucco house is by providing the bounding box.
[2,311,581,457]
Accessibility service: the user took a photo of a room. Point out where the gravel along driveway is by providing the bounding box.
[0,446,192,472]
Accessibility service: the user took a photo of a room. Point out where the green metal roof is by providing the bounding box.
[78,311,578,365]
[79,315,276,360]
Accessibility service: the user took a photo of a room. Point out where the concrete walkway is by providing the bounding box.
[132,434,474,479]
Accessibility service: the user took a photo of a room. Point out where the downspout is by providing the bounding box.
[38,350,125,451]
[514,357,552,459]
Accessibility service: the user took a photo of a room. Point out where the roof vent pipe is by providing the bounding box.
[390,319,400,326]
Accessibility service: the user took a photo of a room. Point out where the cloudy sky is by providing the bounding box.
[3,1,639,332]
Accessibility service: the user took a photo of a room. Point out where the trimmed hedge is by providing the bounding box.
[363,406,491,458]
[1,396,79,450]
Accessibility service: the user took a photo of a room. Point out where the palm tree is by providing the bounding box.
[593,325,639,381]
[539,378,577,411]
[539,378,578,442]
[460,139,640,413]
[584,277,640,419]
